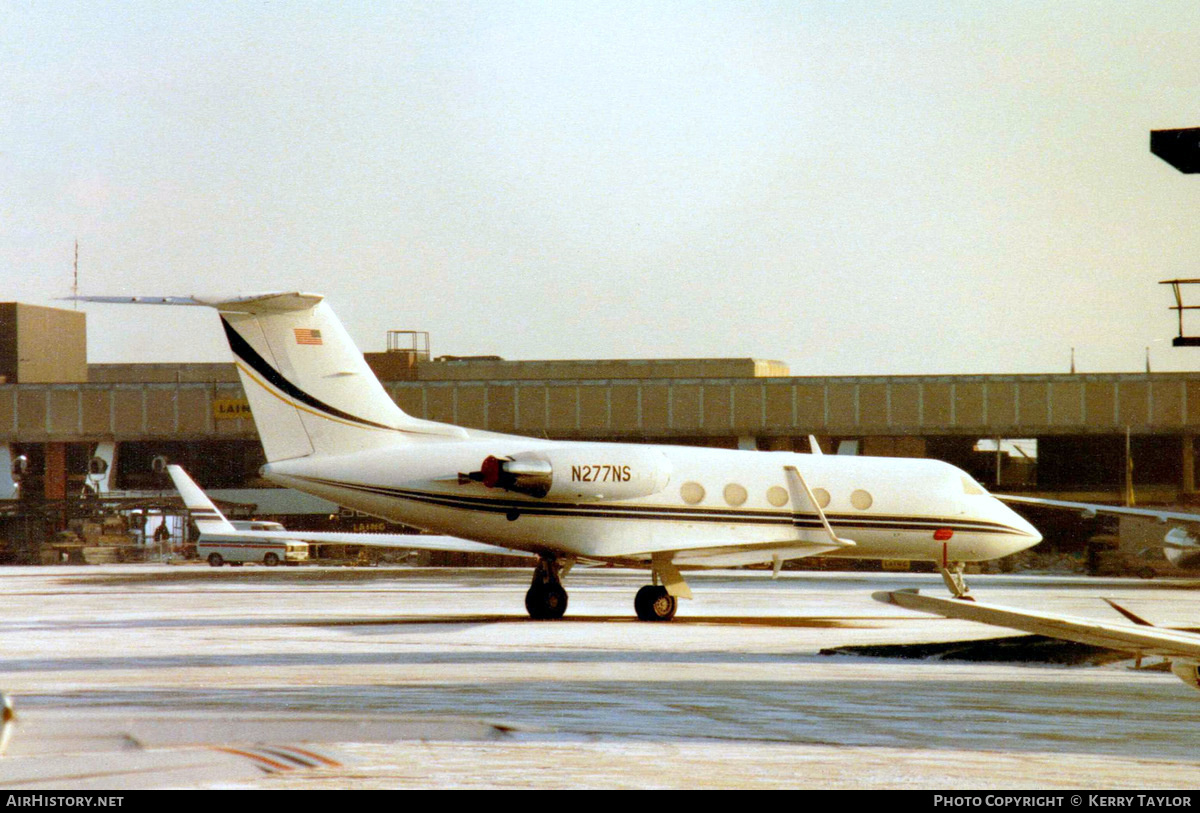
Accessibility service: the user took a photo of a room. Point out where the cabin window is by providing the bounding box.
[850,489,873,510]
[723,483,748,507]
[766,486,789,507]
[812,487,831,508]
[680,482,706,505]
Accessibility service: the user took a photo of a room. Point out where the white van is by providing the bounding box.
[198,521,310,567]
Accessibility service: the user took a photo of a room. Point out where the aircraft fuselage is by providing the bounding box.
[263,438,1039,568]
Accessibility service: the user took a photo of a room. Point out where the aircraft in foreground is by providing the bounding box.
[997,494,1200,571]
[80,292,1041,620]
[874,588,1200,694]
[166,463,530,566]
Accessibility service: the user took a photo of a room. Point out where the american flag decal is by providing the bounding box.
[294,328,323,345]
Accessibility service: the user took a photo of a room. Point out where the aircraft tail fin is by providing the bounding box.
[216,293,466,460]
[167,465,238,535]
[75,293,466,461]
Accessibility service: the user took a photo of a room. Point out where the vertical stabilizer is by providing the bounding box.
[167,465,237,535]
[214,293,465,461]
[74,292,467,462]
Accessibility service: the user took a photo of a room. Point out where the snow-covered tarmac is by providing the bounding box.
[1,565,1197,789]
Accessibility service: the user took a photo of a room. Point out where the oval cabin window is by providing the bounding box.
[723,483,748,507]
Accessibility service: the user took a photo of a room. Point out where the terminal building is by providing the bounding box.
[1,302,1197,564]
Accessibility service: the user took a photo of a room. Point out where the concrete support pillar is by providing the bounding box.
[44,442,67,501]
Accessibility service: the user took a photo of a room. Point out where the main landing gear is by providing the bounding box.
[522,553,692,622]
[634,585,677,621]
[525,556,571,620]
[635,553,690,621]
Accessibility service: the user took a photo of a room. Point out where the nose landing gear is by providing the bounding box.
[938,544,973,600]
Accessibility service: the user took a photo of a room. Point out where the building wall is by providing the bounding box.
[2,372,1200,442]
[0,304,87,384]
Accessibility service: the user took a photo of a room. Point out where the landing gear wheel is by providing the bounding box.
[207,553,224,567]
[525,583,568,620]
[263,552,280,567]
[634,585,677,621]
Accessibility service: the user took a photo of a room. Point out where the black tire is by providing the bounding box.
[634,585,677,622]
[525,583,568,620]
[263,552,280,567]
[207,553,224,567]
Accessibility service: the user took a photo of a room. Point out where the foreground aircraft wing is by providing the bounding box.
[873,588,1200,662]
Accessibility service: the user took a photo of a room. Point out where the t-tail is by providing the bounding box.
[77,293,465,461]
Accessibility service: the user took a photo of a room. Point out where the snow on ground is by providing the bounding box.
[1,565,1197,788]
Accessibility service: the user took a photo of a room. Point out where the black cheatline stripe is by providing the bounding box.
[221,316,396,432]
[291,475,1034,536]
[310,476,1026,533]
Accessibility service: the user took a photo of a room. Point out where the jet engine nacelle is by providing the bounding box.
[1164,526,1200,568]
[473,446,672,501]
[1170,659,1200,692]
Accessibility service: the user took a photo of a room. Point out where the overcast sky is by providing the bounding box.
[5,1,1200,375]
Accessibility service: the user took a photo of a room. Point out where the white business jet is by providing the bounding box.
[80,292,1041,620]
[167,463,531,566]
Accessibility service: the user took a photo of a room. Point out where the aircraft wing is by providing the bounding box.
[996,494,1200,526]
[203,529,535,558]
[996,494,1200,566]
[872,588,1200,660]
[664,538,854,569]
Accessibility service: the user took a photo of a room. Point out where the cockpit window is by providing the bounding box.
[961,476,986,495]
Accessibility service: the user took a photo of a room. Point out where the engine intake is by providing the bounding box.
[467,446,672,501]
[478,454,553,498]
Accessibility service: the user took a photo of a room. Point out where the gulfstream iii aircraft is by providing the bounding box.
[80,293,1041,620]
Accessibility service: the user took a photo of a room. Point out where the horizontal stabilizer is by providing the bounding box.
[70,292,324,312]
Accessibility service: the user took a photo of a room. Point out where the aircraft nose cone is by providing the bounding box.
[995,498,1042,554]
